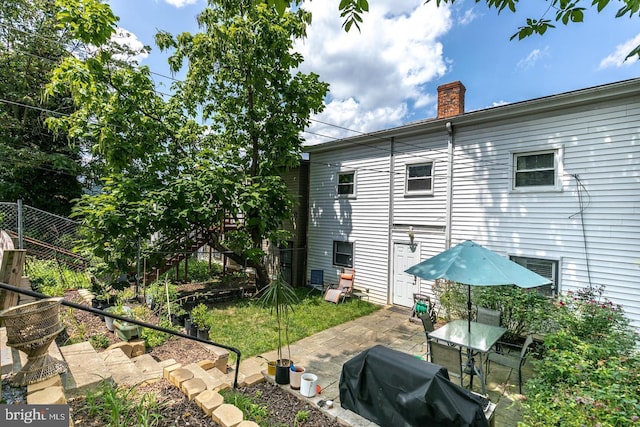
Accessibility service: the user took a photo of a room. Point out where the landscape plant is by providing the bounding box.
[521,286,640,426]
[190,303,210,330]
[257,275,298,368]
[26,258,91,297]
[47,0,328,289]
[161,258,221,283]
[139,319,175,348]
[0,0,88,216]
[431,279,467,321]
[187,288,378,364]
[472,285,552,340]
[79,380,164,427]
[220,389,270,425]
[432,279,554,340]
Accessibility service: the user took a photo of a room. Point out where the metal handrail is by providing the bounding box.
[0,282,242,388]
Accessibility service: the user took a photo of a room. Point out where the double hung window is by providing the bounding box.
[513,150,560,190]
[406,162,434,195]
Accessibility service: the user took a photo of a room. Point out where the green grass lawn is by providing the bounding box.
[204,288,380,361]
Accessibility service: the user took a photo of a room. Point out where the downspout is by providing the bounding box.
[387,137,395,305]
[445,122,454,249]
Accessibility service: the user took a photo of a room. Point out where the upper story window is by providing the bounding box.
[337,171,356,197]
[513,149,561,191]
[333,241,353,268]
[406,162,434,195]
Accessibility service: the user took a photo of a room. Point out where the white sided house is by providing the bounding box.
[304,79,640,329]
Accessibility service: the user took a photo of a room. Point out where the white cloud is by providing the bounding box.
[296,0,452,144]
[599,33,640,69]
[458,7,478,26]
[163,0,199,7]
[516,47,549,70]
[112,27,149,64]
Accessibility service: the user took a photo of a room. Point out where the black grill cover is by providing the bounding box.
[339,345,489,427]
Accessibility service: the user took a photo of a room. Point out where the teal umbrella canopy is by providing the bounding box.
[404,240,551,288]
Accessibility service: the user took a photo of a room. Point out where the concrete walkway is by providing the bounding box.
[256,305,532,427]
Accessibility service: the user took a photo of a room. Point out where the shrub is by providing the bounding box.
[26,258,91,296]
[139,319,175,348]
[161,258,221,283]
[433,279,553,340]
[472,285,553,339]
[145,279,183,321]
[432,279,467,321]
[191,303,211,328]
[521,286,640,427]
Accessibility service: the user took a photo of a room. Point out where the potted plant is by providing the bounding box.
[104,298,131,332]
[191,303,210,340]
[258,274,299,385]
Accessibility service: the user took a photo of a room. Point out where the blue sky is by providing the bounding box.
[107,0,640,144]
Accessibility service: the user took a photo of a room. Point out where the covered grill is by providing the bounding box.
[339,345,490,427]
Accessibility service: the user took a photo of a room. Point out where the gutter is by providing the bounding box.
[387,137,395,305]
[445,122,453,250]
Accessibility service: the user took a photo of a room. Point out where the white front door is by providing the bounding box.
[392,243,420,307]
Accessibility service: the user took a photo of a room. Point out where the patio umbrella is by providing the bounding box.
[404,240,551,333]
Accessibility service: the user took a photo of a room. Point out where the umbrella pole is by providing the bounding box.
[467,286,472,333]
[466,285,476,391]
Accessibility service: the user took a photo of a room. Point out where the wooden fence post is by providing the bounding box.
[0,249,27,310]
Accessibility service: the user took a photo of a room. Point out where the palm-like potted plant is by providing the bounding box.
[258,274,299,385]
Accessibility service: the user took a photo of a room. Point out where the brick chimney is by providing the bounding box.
[437,81,466,119]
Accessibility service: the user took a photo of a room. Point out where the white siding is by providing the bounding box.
[307,141,391,304]
[393,135,449,227]
[449,96,640,328]
[306,79,640,330]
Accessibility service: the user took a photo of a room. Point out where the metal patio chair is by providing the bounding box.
[429,339,464,387]
[485,334,535,394]
[306,269,325,295]
[476,306,502,327]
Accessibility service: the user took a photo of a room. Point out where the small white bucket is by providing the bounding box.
[300,373,317,397]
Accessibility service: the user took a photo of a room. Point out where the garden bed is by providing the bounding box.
[55,289,344,426]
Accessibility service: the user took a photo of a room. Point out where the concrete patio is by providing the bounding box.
[255,305,533,427]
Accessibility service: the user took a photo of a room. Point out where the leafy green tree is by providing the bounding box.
[48,0,328,286]
[46,0,191,276]
[154,0,327,286]
[0,0,85,215]
[268,0,640,59]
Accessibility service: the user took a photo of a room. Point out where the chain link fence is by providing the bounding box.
[0,201,91,289]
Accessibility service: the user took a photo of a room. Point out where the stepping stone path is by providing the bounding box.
[1,326,266,427]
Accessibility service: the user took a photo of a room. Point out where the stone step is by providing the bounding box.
[100,348,149,388]
[0,327,12,375]
[77,288,94,304]
[184,362,230,391]
[60,341,112,397]
[131,353,164,385]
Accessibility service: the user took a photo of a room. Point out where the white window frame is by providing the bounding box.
[510,255,559,297]
[337,171,356,198]
[333,241,354,268]
[511,147,563,192]
[405,162,434,195]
